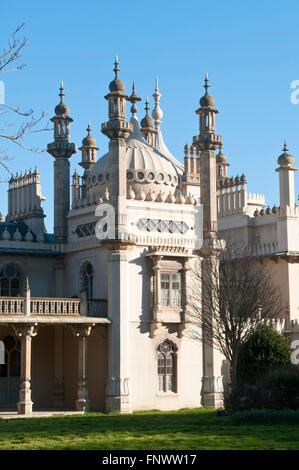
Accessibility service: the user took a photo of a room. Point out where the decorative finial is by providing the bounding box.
[129,81,141,116]
[87,121,91,135]
[114,56,120,78]
[283,140,288,152]
[59,81,65,101]
[152,77,163,130]
[204,73,210,93]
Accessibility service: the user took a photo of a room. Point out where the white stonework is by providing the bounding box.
[0,63,298,415]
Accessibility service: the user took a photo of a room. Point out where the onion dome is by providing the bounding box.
[254,209,260,217]
[216,149,227,164]
[277,141,295,168]
[199,74,215,107]
[82,122,97,147]
[260,208,266,216]
[54,82,69,116]
[141,97,155,130]
[266,206,272,215]
[109,56,125,93]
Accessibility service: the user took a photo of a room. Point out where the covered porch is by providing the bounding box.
[0,291,110,416]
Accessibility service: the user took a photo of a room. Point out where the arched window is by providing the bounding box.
[0,335,21,405]
[81,262,94,299]
[157,341,177,393]
[0,265,21,297]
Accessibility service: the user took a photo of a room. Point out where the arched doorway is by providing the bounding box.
[0,335,21,407]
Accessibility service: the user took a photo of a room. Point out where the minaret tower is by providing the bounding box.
[101,58,133,413]
[276,141,297,208]
[47,83,76,241]
[79,122,99,199]
[193,74,224,409]
[193,74,222,237]
[101,57,133,237]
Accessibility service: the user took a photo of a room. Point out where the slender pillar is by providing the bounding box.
[150,255,163,337]
[71,324,94,412]
[12,324,38,415]
[52,325,64,408]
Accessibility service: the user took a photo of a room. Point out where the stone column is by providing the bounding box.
[106,248,131,413]
[200,244,224,408]
[52,325,64,409]
[13,323,38,415]
[150,255,163,337]
[71,324,94,412]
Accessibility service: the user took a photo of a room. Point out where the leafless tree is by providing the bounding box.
[0,23,50,179]
[186,240,284,389]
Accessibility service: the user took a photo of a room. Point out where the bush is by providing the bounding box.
[225,367,299,413]
[237,324,292,385]
[260,367,299,410]
[232,409,299,425]
[224,384,271,414]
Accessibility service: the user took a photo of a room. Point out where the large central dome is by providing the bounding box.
[87,116,183,200]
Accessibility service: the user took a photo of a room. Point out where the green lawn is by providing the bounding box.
[0,408,299,450]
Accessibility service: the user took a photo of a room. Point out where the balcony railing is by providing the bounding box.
[0,297,108,318]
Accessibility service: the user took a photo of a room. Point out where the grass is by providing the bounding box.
[0,408,299,450]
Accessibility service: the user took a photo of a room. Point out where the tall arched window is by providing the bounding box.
[157,341,177,393]
[0,265,21,297]
[0,335,21,406]
[81,262,94,299]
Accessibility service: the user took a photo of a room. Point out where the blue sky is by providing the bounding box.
[1,0,299,232]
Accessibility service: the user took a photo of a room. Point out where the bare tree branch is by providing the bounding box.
[185,239,284,388]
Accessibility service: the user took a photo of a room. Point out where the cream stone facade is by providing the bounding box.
[0,60,298,415]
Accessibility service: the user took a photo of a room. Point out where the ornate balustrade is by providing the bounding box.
[0,296,107,318]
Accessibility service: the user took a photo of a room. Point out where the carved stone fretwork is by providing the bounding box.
[70,323,95,412]
[202,376,224,408]
[106,378,130,406]
[11,323,38,415]
[179,257,193,337]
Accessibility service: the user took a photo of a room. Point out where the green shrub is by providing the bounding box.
[232,409,299,425]
[237,324,292,385]
[260,367,299,410]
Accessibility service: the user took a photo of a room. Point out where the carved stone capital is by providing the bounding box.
[70,323,95,337]
[12,323,38,338]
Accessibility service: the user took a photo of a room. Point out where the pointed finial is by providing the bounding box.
[87,121,91,135]
[145,97,150,115]
[114,56,120,78]
[283,140,288,152]
[129,81,141,116]
[152,77,163,130]
[59,81,65,101]
[204,73,210,93]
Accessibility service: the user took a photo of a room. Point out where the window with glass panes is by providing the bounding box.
[157,341,177,392]
[0,266,21,297]
[160,272,181,307]
[81,263,94,299]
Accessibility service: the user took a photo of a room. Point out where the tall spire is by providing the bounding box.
[152,77,163,130]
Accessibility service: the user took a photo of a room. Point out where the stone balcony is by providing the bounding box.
[0,296,109,325]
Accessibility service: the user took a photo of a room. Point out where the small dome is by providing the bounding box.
[277,142,295,168]
[82,123,97,147]
[109,56,125,93]
[141,115,154,129]
[141,97,154,129]
[55,82,69,116]
[200,93,215,108]
[216,149,227,164]
[109,77,125,93]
